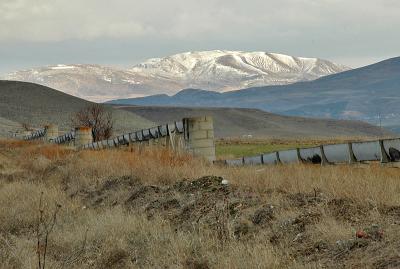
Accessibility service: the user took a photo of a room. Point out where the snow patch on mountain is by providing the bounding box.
[51,64,76,70]
[1,50,350,102]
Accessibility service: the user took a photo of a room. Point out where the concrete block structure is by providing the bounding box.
[74,127,93,148]
[184,116,216,162]
[44,124,59,142]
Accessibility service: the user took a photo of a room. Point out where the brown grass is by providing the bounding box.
[1,140,400,268]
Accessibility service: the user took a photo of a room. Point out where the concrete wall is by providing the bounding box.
[184,116,216,162]
[74,127,93,148]
[44,124,59,142]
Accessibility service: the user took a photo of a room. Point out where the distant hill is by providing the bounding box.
[115,105,392,138]
[0,80,154,137]
[2,50,349,102]
[108,57,400,132]
[0,80,392,140]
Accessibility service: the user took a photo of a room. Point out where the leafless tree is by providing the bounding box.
[71,104,114,142]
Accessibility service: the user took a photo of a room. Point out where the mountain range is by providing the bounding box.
[1,50,349,102]
[109,57,400,132]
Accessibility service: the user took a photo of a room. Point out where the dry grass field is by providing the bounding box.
[1,140,400,268]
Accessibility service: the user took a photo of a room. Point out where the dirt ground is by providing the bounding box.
[68,174,400,268]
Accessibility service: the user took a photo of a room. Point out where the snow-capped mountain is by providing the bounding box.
[2,50,350,102]
[2,64,151,103]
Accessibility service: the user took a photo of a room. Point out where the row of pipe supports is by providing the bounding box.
[32,124,93,148]
[25,116,217,162]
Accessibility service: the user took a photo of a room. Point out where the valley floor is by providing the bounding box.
[1,140,400,268]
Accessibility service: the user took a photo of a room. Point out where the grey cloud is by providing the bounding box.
[0,0,399,70]
[1,0,398,42]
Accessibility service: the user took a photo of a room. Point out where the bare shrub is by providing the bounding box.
[71,104,113,142]
[36,192,61,269]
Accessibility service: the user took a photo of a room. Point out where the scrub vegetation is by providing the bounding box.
[1,140,400,269]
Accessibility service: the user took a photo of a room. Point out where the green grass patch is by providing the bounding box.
[215,139,335,159]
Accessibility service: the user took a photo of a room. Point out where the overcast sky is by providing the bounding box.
[0,0,399,73]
